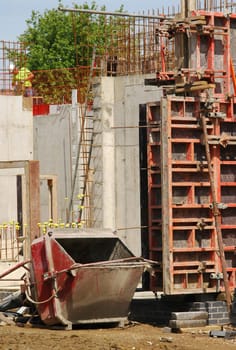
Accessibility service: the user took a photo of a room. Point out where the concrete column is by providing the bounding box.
[101,78,116,229]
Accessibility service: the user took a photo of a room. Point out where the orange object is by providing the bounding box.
[230,57,236,95]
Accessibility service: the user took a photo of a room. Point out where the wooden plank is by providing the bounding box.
[28,161,40,243]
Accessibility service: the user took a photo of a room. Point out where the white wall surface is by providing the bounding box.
[0,96,33,161]
[0,96,33,222]
[95,75,162,256]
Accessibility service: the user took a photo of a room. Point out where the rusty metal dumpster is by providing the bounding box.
[28,229,154,328]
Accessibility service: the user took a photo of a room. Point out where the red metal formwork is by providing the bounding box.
[147,11,236,295]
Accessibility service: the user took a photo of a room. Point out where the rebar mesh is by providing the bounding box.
[0,40,28,94]
[1,1,236,103]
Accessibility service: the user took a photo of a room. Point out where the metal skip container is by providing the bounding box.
[28,229,154,328]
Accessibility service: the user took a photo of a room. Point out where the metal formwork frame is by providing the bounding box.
[147,96,236,295]
[146,10,236,295]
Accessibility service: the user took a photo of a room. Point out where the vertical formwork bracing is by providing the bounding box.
[146,11,236,295]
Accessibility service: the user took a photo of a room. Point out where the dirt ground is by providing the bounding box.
[1,322,236,350]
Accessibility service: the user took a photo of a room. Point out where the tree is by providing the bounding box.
[11,1,124,102]
[19,1,122,69]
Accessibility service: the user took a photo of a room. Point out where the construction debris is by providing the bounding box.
[209,329,236,339]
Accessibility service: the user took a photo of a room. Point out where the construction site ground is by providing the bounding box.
[1,322,236,350]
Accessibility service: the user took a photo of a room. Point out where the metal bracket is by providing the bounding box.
[209,202,228,210]
[210,272,224,293]
[218,202,228,209]
[43,271,56,281]
[203,98,215,110]
[206,111,226,119]
[210,272,223,280]
[196,219,207,231]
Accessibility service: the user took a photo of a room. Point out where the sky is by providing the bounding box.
[0,0,180,42]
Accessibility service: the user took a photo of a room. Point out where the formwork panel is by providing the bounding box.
[141,9,236,297]
[146,95,236,295]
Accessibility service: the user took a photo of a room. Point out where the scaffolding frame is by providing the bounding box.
[145,9,236,303]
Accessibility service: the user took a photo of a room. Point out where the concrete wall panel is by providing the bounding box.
[96,75,162,256]
[0,96,33,223]
[0,96,33,161]
[33,108,72,223]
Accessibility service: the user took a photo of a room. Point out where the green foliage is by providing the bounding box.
[11,1,125,103]
[18,1,124,70]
